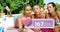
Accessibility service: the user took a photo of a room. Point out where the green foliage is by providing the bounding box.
[0,0,43,14]
[19,9,24,14]
[56,3,60,11]
[0,4,4,13]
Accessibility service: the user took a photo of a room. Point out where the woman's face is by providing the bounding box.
[47,4,55,13]
[33,5,41,15]
[33,5,45,18]
[25,6,32,16]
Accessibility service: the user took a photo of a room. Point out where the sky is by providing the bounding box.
[44,0,60,4]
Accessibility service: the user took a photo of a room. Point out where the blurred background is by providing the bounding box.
[0,0,60,16]
[44,0,60,11]
[0,0,43,15]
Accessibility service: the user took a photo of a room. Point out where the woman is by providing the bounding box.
[47,2,60,32]
[31,5,45,32]
[16,4,34,32]
[32,5,45,18]
[47,2,58,24]
[33,5,55,32]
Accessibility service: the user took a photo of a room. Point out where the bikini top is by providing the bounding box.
[57,20,60,25]
[22,17,32,26]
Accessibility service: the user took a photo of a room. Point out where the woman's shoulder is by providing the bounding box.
[57,11,60,16]
[57,11,60,19]
[57,11,60,14]
[17,14,24,19]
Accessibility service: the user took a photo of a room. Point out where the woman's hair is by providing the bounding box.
[24,4,31,10]
[4,6,10,15]
[47,2,58,18]
[48,2,57,11]
[44,3,46,6]
[33,5,41,18]
[23,4,31,15]
[33,5,41,9]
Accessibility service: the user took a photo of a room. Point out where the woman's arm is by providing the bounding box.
[57,11,60,20]
[5,6,12,17]
[17,15,23,29]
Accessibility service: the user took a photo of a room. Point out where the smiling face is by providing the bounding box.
[24,5,32,17]
[47,2,58,24]
[47,4,56,13]
[33,5,45,18]
[33,5,41,15]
